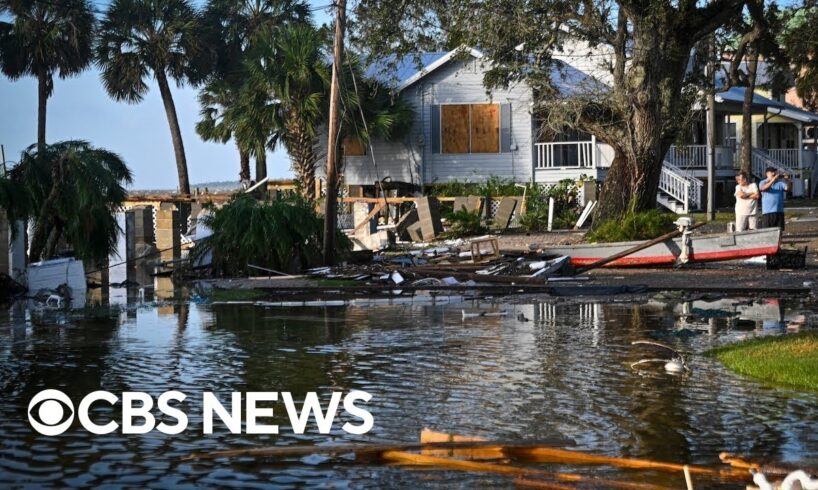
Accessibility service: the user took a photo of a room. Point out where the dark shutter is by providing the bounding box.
[500,103,512,152]
[430,104,440,154]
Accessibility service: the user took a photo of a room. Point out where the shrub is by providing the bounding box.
[194,194,351,275]
[443,207,486,238]
[428,176,524,197]
[586,210,676,243]
[518,179,583,232]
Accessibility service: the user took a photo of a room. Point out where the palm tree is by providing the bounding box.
[0,141,132,263]
[197,0,310,181]
[196,79,252,182]
[96,0,204,196]
[249,25,413,200]
[248,24,329,199]
[0,0,95,150]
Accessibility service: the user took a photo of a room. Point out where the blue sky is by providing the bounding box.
[0,1,332,190]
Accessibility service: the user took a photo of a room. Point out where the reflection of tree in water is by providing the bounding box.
[209,305,357,428]
[0,311,122,477]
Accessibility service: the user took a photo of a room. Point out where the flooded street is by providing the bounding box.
[1,292,817,488]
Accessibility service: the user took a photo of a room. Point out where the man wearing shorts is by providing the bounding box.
[758,166,792,230]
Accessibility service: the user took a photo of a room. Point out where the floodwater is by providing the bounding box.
[1,286,817,489]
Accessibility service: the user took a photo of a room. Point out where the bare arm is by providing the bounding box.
[758,176,776,192]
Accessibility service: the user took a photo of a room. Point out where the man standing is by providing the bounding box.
[758,166,792,230]
[734,171,759,232]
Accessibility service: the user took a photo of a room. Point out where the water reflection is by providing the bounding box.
[0,295,816,488]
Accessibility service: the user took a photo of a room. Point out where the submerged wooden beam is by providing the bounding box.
[181,439,572,461]
[421,430,748,481]
[380,451,678,490]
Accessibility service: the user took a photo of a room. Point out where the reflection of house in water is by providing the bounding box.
[674,298,786,332]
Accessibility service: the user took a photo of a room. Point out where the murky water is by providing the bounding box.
[1,291,817,489]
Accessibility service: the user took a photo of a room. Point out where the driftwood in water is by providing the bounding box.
[421,429,748,481]
[181,438,572,461]
[380,450,677,490]
[719,452,817,476]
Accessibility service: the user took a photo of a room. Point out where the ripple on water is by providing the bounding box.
[0,299,817,488]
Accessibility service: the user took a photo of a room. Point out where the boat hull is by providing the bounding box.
[543,228,781,267]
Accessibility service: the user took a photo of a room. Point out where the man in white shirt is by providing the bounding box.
[734,171,759,232]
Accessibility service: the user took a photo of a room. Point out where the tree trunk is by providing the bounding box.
[156,70,191,196]
[740,53,759,174]
[28,155,65,262]
[37,72,49,152]
[592,19,689,223]
[288,122,318,200]
[239,146,251,182]
[44,219,63,259]
[254,149,267,182]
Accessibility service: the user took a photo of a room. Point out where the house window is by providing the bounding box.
[343,136,366,156]
[441,103,500,154]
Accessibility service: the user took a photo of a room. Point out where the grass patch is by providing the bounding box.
[204,288,268,302]
[707,332,818,392]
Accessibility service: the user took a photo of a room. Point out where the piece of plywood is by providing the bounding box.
[416,197,444,241]
[492,197,518,230]
[470,103,500,153]
[442,104,470,154]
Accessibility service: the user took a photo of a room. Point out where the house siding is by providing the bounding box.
[340,56,535,186]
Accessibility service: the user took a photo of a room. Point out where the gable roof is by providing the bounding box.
[364,47,485,92]
[717,87,818,123]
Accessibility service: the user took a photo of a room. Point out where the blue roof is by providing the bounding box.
[716,87,818,123]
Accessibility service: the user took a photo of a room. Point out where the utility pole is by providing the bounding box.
[322,0,346,266]
[706,35,717,221]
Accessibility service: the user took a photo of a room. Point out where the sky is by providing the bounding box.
[0,1,332,191]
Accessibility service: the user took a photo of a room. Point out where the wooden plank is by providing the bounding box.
[415,197,444,241]
[470,103,500,153]
[442,104,470,154]
[352,202,385,235]
[492,197,518,230]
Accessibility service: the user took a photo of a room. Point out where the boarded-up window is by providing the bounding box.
[440,103,500,154]
[442,105,470,154]
[470,104,500,153]
[343,136,366,156]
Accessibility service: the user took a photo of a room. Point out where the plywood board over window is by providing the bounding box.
[442,104,470,154]
[470,103,499,153]
[343,136,366,156]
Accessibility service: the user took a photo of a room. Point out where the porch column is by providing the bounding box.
[797,122,804,171]
[591,135,597,168]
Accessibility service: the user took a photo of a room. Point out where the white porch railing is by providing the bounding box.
[751,148,788,177]
[659,161,703,213]
[665,145,734,169]
[534,141,595,169]
[766,148,809,170]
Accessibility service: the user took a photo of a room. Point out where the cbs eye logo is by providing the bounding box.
[28,389,75,436]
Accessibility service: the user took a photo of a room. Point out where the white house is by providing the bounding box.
[333,46,818,214]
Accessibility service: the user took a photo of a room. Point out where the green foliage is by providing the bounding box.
[708,332,818,392]
[518,179,582,232]
[429,176,523,197]
[781,6,818,110]
[586,210,675,243]
[194,194,350,275]
[0,141,132,263]
[443,207,485,238]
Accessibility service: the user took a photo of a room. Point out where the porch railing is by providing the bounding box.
[665,145,734,169]
[659,161,703,213]
[751,148,788,177]
[766,148,804,170]
[534,141,595,169]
